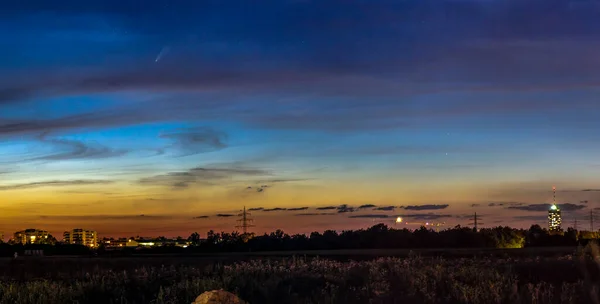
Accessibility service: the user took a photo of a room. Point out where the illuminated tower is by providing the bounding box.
[548,186,562,231]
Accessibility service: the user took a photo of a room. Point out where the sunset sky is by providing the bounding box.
[2,0,600,238]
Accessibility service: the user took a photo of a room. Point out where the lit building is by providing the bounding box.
[13,229,50,244]
[103,238,139,249]
[548,186,562,232]
[548,204,562,231]
[63,229,98,247]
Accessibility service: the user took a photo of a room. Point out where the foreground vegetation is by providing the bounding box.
[1,245,600,303]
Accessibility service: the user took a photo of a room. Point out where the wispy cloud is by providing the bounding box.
[358,204,377,209]
[507,203,586,212]
[337,204,355,213]
[488,202,524,207]
[245,185,269,193]
[349,214,389,219]
[287,207,309,211]
[295,213,336,217]
[316,206,336,211]
[193,215,210,219]
[159,127,227,156]
[256,178,312,184]
[27,132,127,162]
[0,111,142,137]
[313,205,357,213]
[401,204,449,211]
[374,206,396,211]
[0,180,113,191]
[263,207,287,212]
[138,166,270,189]
[216,214,234,218]
[249,206,308,212]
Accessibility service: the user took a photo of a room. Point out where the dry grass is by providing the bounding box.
[0,246,599,303]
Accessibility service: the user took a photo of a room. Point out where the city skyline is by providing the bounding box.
[2,1,600,237]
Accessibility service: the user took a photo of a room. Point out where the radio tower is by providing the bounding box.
[236,206,255,235]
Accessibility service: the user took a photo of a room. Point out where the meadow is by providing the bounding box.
[0,247,599,304]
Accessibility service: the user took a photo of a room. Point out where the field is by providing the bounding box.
[0,247,598,304]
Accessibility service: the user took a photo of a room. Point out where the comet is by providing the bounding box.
[154,46,170,62]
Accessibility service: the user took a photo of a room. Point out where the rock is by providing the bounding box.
[191,290,247,304]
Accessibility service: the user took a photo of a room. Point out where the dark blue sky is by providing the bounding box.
[1,0,600,236]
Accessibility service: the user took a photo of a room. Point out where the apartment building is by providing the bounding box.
[63,229,98,247]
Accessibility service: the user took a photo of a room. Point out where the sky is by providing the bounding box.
[2,0,600,238]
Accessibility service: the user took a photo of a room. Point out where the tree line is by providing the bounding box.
[187,224,596,252]
[0,224,597,256]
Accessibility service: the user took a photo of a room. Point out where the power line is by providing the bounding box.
[468,212,484,232]
[235,206,255,235]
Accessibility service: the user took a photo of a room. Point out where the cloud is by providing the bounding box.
[3,1,600,137]
[263,207,287,212]
[248,206,309,212]
[582,189,600,192]
[349,214,389,219]
[358,204,377,209]
[374,206,396,211]
[245,185,270,193]
[193,215,210,219]
[0,110,145,137]
[471,204,480,207]
[26,132,127,162]
[336,204,355,213]
[257,178,312,184]
[302,205,357,213]
[159,127,227,156]
[216,214,234,217]
[138,166,270,189]
[488,202,525,207]
[316,206,337,210]
[295,213,336,217]
[401,204,449,211]
[0,179,113,191]
[507,203,587,212]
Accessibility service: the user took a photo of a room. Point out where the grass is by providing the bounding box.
[0,247,599,303]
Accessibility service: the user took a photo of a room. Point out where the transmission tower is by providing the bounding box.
[469,212,484,232]
[235,206,255,235]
